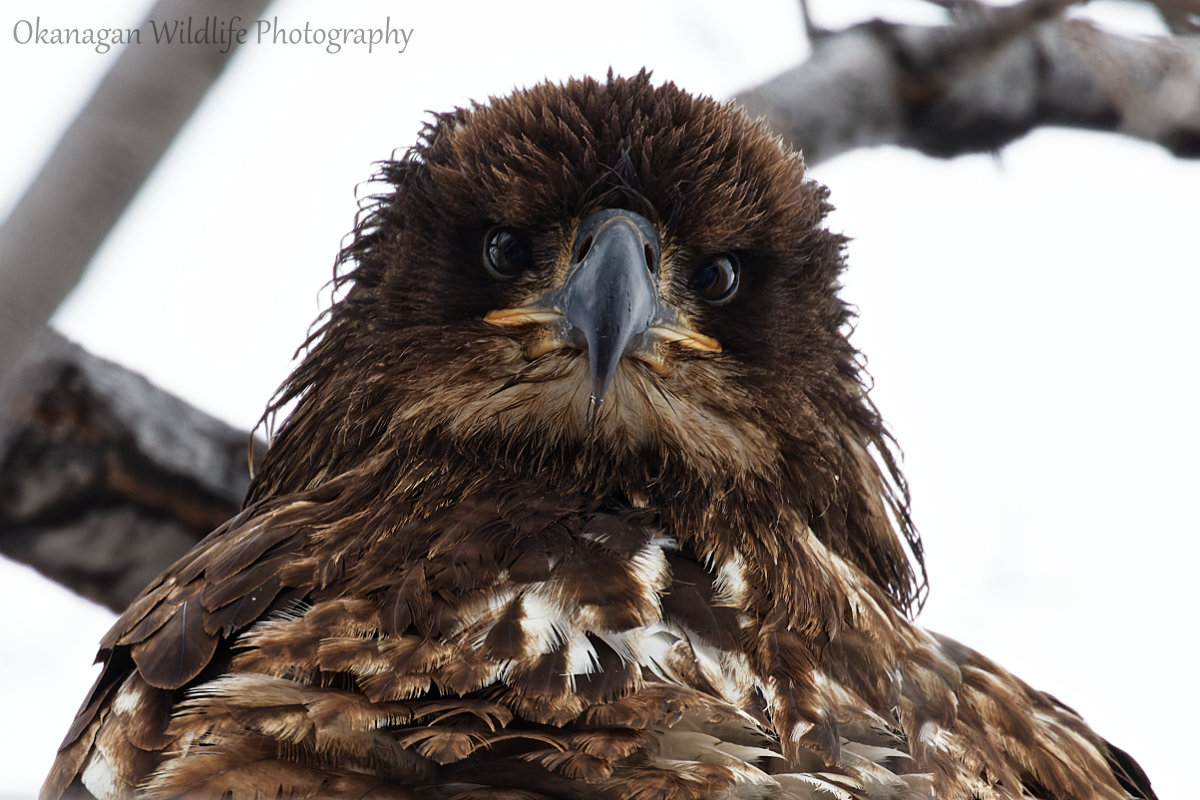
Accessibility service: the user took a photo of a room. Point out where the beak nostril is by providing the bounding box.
[577,236,594,262]
[644,243,657,274]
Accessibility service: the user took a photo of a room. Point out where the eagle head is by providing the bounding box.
[252,71,924,613]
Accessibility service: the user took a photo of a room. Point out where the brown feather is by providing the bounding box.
[129,595,217,689]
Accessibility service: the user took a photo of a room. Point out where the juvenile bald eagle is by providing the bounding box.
[43,73,1155,800]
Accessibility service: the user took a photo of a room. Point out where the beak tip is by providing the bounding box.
[588,362,614,408]
[585,387,605,428]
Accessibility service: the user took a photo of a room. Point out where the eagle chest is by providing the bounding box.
[207,501,785,792]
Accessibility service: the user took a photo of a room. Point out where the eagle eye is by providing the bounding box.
[483,226,534,280]
[693,254,740,304]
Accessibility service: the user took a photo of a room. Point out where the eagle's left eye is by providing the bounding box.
[483,226,535,280]
[693,253,740,304]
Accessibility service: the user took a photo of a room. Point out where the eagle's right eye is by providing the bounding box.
[483,226,534,280]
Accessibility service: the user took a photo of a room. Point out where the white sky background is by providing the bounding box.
[1,0,1197,796]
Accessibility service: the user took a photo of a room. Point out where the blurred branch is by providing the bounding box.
[0,330,259,612]
[0,0,272,610]
[0,0,272,392]
[740,0,1200,164]
[797,0,827,39]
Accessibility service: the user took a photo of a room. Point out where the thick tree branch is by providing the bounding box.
[737,2,1200,164]
[0,330,259,612]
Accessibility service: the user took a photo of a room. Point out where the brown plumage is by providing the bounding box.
[43,72,1156,800]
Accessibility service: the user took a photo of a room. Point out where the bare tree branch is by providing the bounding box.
[738,2,1200,165]
[0,330,259,612]
[0,0,272,391]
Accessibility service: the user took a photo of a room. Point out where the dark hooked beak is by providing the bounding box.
[484,208,720,407]
[561,209,660,405]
